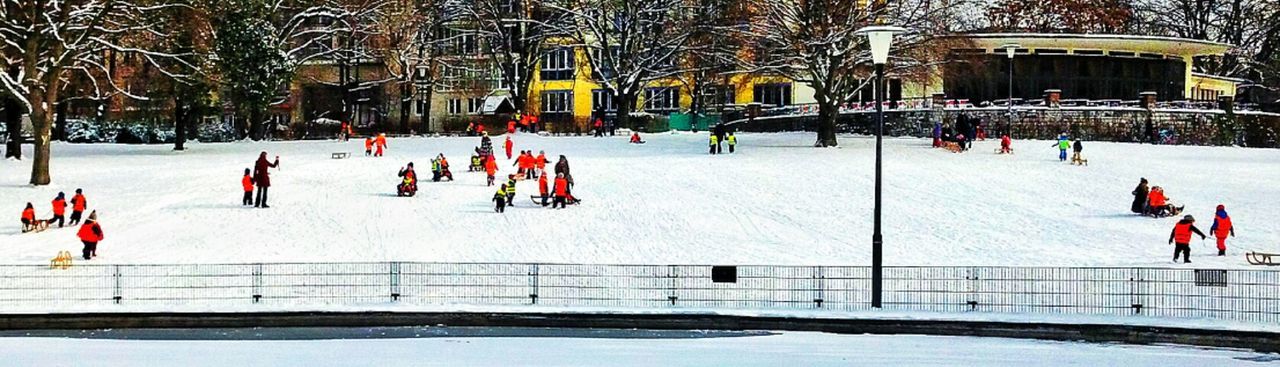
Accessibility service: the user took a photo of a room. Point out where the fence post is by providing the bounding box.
[965,267,978,311]
[528,264,539,305]
[668,265,679,306]
[252,263,262,304]
[813,266,825,309]
[1130,268,1143,315]
[112,265,122,304]
[389,262,401,302]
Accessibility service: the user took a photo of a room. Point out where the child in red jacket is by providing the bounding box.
[242,168,254,206]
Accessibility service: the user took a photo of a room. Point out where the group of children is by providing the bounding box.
[18,189,102,260]
[494,172,572,212]
[1131,178,1185,218]
[1165,206,1236,263]
[364,133,389,157]
[709,132,737,154]
[394,154,454,197]
[1053,133,1087,165]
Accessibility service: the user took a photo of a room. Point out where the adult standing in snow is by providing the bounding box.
[1130,178,1149,214]
[1168,215,1206,263]
[1210,205,1235,256]
[77,211,103,260]
[480,132,493,157]
[554,155,572,187]
[253,152,280,208]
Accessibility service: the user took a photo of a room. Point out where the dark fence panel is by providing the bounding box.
[4,263,1279,324]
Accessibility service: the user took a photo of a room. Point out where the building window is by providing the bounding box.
[592,89,616,113]
[467,97,483,114]
[541,48,574,81]
[644,87,679,112]
[702,85,736,109]
[448,98,463,115]
[542,90,573,113]
[754,83,792,107]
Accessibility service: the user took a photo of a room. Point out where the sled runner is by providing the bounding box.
[1246,252,1280,266]
[530,195,581,206]
[1071,157,1089,166]
[22,220,50,233]
[331,152,350,159]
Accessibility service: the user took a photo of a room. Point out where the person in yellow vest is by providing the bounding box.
[1168,215,1206,263]
[709,134,719,155]
[727,132,737,153]
[493,184,508,213]
[506,174,517,206]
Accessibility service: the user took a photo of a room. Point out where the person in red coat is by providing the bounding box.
[1211,205,1235,256]
[50,192,67,228]
[538,174,550,207]
[253,152,280,208]
[1169,215,1206,263]
[242,168,255,206]
[69,189,87,225]
[21,202,37,232]
[507,119,517,134]
[552,173,569,209]
[504,136,514,160]
[77,211,103,260]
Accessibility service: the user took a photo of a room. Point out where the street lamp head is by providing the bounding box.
[857,26,906,65]
[1001,44,1022,59]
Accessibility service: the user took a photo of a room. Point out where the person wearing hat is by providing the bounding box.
[77,211,104,260]
[1169,214,1206,263]
[1210,205,1235,256]
[1130,178,1149,214]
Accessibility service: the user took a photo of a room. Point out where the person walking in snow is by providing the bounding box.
[493,184,508,213]
[534,151,548,179]
[253,152,280,208]
[480,132,493,156]
[552,173,569,209]
[77,211,103,260]
[504,136,514,160]
[485,155,498,186]
[1169,215,1206,263]
[1054,133,1070,162]
[538,173,550,207]
[242,168,255,206]
[999,134,1012,154]
[506,174,517,206]
[1130,178,1149,214]
[364,137,374,156]
[1210,205,1235,256]
[50,192,66,228]
[932,122,943,148]
[709,134,719,155]
[68,189,87,225]
[727,132,737,153]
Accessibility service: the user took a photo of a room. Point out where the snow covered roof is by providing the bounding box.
[954,33,1232,57]
[481,96,515,115]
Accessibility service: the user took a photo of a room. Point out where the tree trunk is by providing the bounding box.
[54,101,67,141]
[815,102,838,147]
[250,108,263,141]
[29,98,52,185]
[174,98,187,151]
[615,93,635,134]
[3,95,20,160]
[399,81,411,134]
[420,87,433,133]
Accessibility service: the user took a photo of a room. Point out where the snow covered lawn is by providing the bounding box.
[2,132,1276,267]
[2,331,1274,366]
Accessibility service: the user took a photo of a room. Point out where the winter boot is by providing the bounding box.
[1219,249,1226,256]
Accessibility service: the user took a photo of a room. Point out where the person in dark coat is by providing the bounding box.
[553,155,573,197]
[253,152,280,208]
[1131,178,1149,214]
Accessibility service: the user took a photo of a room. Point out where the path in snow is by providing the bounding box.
[1,132,1276,268]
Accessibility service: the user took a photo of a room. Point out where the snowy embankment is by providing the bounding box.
[2,330,1274,366]
[1,132,1276,268]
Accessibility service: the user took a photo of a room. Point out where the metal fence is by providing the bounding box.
[3,263,1278,323]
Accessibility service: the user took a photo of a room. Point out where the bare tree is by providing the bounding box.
[985,0,1134,33]
[0,0,200,185]
[748,0,960,147]
[369,0,448,133]
[455,0,568,113]
[553,0,701,130]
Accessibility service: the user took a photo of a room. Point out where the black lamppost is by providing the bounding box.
[1001,44,1021,135]
[858,25,903,309]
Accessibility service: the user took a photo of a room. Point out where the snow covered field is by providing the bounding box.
[2,132,1277,267]
[2,330,1274,366]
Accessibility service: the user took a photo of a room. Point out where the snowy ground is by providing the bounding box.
[2,132,1277,267]
[2,330,1275,366]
